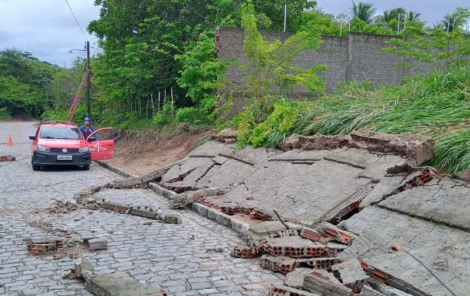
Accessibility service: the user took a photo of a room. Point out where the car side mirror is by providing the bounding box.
[29,136,37,140]
[87,137,96,142]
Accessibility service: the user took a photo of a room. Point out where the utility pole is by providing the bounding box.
[86,41,92,123]
[283,5,287,32]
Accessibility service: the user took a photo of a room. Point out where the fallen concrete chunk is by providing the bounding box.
[87,273,167,296]
[101,202,128,213]
[332,259,369,285]
[74,256,94,280]
[164,214,182,224]
[88,238,108,252]
[286,268,316,289]
[129,207,156,219]
[388,134,434,166]
[303,270,352,296]
[112,177,143,188]
[169,188,225,209]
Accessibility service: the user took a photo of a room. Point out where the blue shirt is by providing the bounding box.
[80,125,98,140]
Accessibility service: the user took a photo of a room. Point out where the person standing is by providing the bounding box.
[80,117,98,140]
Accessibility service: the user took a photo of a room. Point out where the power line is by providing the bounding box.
[65,0,89,41]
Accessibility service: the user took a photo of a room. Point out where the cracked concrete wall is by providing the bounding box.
[340,207,470,258]
[363,242,470,296]
[378,177,470,231]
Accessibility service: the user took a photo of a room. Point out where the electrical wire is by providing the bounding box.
[65,0,89,41]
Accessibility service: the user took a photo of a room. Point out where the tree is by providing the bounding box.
[351,1,377,24]
[383,8,470,69]
[233,0,326,148]
[441,8,470,32]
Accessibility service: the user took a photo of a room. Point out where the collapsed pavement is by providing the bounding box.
[151,129,470,295]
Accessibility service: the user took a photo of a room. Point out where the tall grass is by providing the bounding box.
[294,67,470,173]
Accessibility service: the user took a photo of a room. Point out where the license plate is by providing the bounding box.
[57,155,72,161]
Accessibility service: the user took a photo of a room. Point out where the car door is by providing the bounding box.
[86,127,115,161]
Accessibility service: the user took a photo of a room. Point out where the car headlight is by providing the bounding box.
[37,145,50,152]
[79,146,90,153]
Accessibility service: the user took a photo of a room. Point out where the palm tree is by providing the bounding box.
[441,14,466,32]
[351,1,377,24]
[406,11,421,22]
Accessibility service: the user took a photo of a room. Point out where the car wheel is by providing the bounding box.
[83,165,90,171]
[32,165,41,171]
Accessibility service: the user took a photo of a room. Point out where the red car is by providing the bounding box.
[29,122,114,171]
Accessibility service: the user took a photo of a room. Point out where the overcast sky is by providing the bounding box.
[0,0,467,67]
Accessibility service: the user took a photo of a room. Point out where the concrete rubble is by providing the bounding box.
[150,129,470,296]
[73,255,167,296]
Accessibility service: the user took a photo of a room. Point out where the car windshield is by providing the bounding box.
[40,127,83,140]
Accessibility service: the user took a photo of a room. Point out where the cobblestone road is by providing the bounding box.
[0,122,281,296]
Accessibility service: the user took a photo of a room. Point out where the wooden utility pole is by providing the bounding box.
[86,41,92,122]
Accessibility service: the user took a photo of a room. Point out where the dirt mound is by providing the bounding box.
[106,129,214,175]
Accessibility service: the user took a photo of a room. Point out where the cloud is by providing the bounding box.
[0,0,100,67]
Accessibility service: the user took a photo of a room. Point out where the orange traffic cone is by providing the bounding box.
[7,135,13,147]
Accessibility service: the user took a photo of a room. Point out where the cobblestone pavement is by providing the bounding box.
[0,122,282,296]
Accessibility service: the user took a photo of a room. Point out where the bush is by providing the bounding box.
[175,107,209,124]
[0,107,11,120]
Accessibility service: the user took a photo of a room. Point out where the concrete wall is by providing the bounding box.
[217,27,443,112]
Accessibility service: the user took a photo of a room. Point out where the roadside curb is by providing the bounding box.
[149,182,250,233]
[95,160,138,178]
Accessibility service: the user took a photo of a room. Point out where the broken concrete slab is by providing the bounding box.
[303,270,352,296]
[187,140,234,158]
[87,273,166,296]
[350,131,434,166]
[360,177,405,208]
[220,145,274,166]
[340,207,470,259]
[169,188,225,209]
[240,160,370,222]
[331,259,369,285]
[268,149,329,162]
[88,238,108,252]
[196,158,257,189]
[161,157,214,183]
[363,242,470,296]
[249,221,302,236]
[378,177,470,231]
